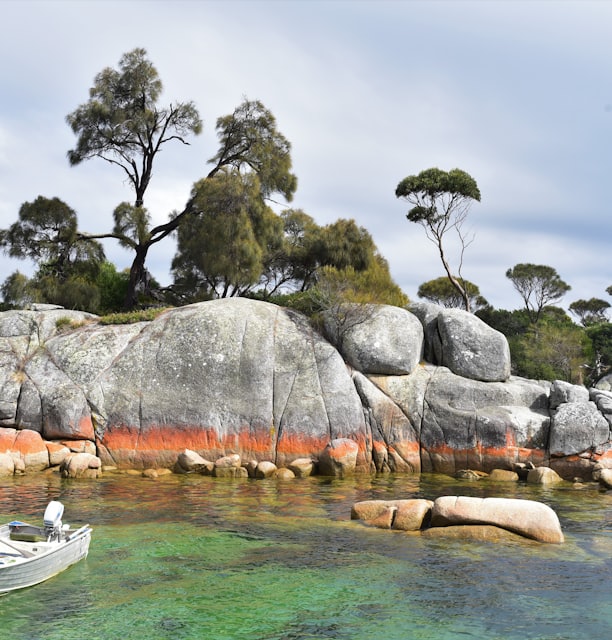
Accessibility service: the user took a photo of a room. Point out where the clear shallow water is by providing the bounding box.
[0,472,610,640]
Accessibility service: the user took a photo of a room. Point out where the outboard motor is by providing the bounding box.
[43,500,64,541]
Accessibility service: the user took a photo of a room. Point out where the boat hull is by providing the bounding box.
[0,524,91,594]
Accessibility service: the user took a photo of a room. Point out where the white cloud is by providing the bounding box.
[1,0,611,311]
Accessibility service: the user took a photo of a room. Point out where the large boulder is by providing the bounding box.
[549,401,610,456]
[550,380,589,408]
[0,428,49,471]
[0,302,609,480]
[88,299,369,469]
[430,496,564,543]
[406,301,443,364]
[324,304,423,375]
[416,368,550,473]
[590,388,612,428]
[436,309,511,382]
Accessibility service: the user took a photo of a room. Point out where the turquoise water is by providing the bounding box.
[0,472,610,639]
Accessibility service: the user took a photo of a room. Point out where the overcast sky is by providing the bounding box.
[1,0,611,311]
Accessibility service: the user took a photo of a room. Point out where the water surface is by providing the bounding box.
[0,472,610,639]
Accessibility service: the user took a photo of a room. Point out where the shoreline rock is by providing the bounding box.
[0,300,610,481]
[352,496,565,544]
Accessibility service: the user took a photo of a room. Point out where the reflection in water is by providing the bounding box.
[0,471,610,640]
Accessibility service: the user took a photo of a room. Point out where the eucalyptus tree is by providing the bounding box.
[395,167,481,312]
[505,263,570,323]
[417,276,488,311]
[66,48,202,307]
[257,208,323,296]
[569,298,610,326]
[171,168,283,300]
[66,48,297,308]
[0,196,104,277]
[66,47,202,208]
[0,196,105,311]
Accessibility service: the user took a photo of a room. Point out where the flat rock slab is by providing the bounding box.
[431,496,564,543]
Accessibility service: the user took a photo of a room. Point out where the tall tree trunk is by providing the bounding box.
[124,244,150,310]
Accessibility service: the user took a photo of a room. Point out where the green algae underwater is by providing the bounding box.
[0,472,610,640]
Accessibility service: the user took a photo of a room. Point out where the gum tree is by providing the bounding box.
[417,276,488,311]
[66,48,202,308]
[505,263,570,323]
[395,167,481,312]
[67,49,297,309]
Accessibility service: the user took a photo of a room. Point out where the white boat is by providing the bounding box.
[0,501,91,594]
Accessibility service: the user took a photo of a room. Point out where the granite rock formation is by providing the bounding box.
[0,299,610,479]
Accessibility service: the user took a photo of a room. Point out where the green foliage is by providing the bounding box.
[95,262,130,314]
[395,167,481,223]
[208,99,297,201]
[0,196,106,312]
[98,307,170,325]
[505,263,571,323]
[259,208,322,295]
[39,275,101,313]
[395,167,481,311]
[569,297,610,326]
[66,47,202,207]
[55,316,88,332]
[260,215,380,297]
[418,276,488,311]
[0,196,104,279]
[171,169,278,300]
[257,290,320,316]
[112,203,152,249]
[304,261,407,347]
[65,51,299,309]
[0,271,35,308]
[509,319,591,383]
[477,307,532,337]
[479,305,591,383]
[585,322,612,382]
[316,219,376,273]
